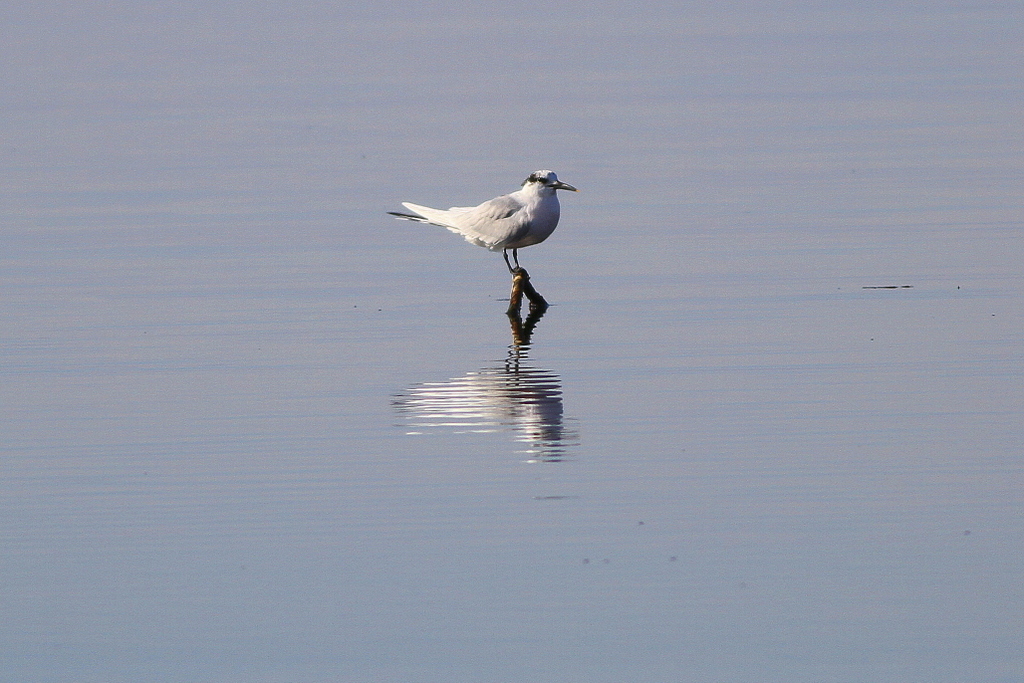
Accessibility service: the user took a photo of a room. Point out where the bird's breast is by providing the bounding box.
[506,199,560,248]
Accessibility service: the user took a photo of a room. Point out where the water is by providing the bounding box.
[2,2,1022,682]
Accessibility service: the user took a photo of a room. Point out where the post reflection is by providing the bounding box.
[393,307,578,462]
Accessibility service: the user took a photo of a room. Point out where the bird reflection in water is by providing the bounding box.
[393,306,578,462]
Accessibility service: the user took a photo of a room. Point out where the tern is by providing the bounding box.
[388,170,578,273]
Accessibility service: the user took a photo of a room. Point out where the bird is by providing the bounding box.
[388,170,578,273]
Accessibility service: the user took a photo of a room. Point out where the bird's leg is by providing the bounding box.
[503,249,516,274]
[512,249,521,270]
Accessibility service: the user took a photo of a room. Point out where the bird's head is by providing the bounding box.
[522,170,578,193]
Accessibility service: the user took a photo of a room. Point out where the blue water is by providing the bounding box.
[2,2,1022,681]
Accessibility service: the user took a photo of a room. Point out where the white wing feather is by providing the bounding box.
[401,194,530,251]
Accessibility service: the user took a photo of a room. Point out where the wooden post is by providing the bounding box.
[507,270,525,316]
[506,268,548,316]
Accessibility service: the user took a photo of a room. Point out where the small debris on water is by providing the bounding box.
[862,285,913,289]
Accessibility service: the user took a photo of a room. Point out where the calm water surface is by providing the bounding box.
[2,2,1022,682]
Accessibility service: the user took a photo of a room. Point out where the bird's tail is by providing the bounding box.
[387,211,431,223]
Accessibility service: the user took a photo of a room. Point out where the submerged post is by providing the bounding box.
[506,268,548,316]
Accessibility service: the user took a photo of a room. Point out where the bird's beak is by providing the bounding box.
[552,180,578,192]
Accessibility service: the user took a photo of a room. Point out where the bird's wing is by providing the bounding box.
[402,194,528,249]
